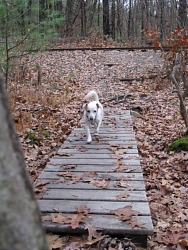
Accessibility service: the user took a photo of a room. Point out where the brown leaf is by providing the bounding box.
[35,180,50,187]
[56,152,72,157]
[46,233,65,249]
[111,205,140,221]
[51,213,67,224]
[76,204,91,215]
[84,171,98,177]
[76,145,89,152]
[90,179,109,189]
[116,192,129,200]
[114,181,131,189]
[69,213,85,229]
[129,219,145,228]
[84,223,102,241]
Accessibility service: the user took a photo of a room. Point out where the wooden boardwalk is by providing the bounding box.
[36,109,153,247]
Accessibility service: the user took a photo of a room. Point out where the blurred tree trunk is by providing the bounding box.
[111,0,116,40]
[103,0,110,37]
[127,0,132,41]
[178,0,187,27]
[158,0,165,41]
[0,76,48,250]
[80,0,86,37]
[65,0,74,36]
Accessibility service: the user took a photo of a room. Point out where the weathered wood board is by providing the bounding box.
[35,109,153,247]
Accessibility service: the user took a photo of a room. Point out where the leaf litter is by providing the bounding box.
[8,47,188,249]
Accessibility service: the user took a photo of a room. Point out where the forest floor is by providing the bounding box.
[8,44,188,250]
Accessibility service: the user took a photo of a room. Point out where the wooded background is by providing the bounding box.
[0,0,187,48]
[0,0,187,85]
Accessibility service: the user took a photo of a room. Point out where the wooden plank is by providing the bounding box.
[74,128,134,133]
[44,164,142,173]
[38,171,143,181]
[54,153,113,159]
[36,179,146,190]
[64,140,137,146]
[54,153,139,159]
[50,158,117,165]
[61,143,137,149]
[41,189,147,202]
[42,214,153,236]
[57,148,139,154]
[49,158,141,167]
[38,200,151,215]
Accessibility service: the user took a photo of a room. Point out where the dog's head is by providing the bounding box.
[85,102,101,122]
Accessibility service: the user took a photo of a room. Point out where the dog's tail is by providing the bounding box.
[84,90,99,102]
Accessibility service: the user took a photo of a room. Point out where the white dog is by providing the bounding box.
[83,90,103,143]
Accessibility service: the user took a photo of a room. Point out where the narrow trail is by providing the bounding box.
[19,49,188,249]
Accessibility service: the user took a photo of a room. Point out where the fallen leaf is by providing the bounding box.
[129,219,145,228]
[111,205,140,221]
[84,223,102,241]
[116,192,129,200]
[90,179,109,189]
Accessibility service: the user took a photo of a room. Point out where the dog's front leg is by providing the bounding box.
[85,124,92,143]
[94,121,101,135]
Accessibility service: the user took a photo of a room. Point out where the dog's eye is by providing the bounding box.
[94,110,97,113]
[87,110,90,113]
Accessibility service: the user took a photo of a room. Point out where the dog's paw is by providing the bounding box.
[87,137,92,143]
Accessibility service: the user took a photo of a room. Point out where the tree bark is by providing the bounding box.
[178,0,187,27]
[103,0,110,37]
[111,0,116,40]
[0,76,48,250]
[171,65,188,131]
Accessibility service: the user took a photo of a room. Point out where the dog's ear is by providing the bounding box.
[96,103,102,109]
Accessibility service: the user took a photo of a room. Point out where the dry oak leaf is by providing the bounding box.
[179,238,188,247]
[56,152,72,157]
[35,180,50,187]
[76,204,91,215]
[113,165,133,173]
[84,223,102,241]
[116,192,129,200]
[51,213,68,224]
[84,171,98,177]
[129,219,145,228]
[61,164,76,170]
[46,233,65,250]
[69,213,85,229]
[90,179,109,189]
[111,205,140,221]
[76,145,89,152]
[114,181,131,189]
[51,213,85,229]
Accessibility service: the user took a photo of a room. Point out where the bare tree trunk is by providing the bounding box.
[0,76,48,250]
[103,0,110,37]
[158,0,165,41]
[178,0,187,27]
[171,65,188,132]
[111,0,116,40]
[80,0,86,37]
[65,0,74,36]
[127,0,132,41]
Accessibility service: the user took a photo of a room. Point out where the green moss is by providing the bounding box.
[167,136,188,152]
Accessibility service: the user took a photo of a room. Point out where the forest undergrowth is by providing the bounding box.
[7,48,188,250]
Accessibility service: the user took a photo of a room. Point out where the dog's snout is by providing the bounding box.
[90,117,94,121]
